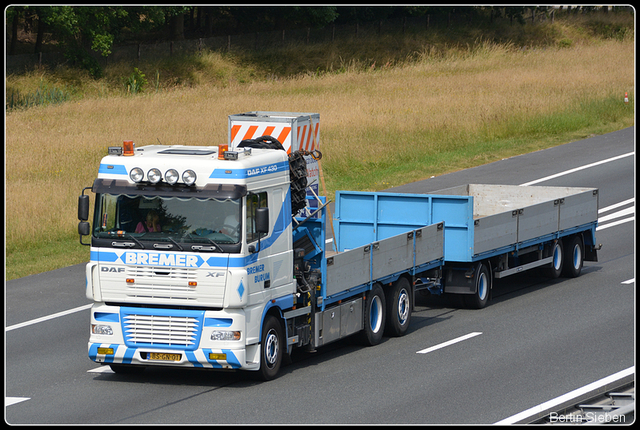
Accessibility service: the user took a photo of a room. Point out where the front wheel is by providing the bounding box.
[359,284,386,346]
[257,315,284,381]
[385,277,412,336]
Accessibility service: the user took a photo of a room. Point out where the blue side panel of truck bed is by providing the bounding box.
[334,191,474,262]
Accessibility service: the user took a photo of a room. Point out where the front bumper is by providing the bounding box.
[88,303,259,371]
[88,342,247,369]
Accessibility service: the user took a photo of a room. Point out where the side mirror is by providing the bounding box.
[78,194,90,221]
[78,221,91,236]
[255,207,269,234]
[78,187,92,246]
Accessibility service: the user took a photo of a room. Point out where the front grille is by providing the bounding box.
[121,308,204,350]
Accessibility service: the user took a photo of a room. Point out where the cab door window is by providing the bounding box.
[246,192,268,243]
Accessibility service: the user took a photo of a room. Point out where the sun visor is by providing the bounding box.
[92,179,247,199]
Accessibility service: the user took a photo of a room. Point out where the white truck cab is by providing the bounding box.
[81,141,298,376]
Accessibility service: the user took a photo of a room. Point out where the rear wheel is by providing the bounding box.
[257,315,283,381]
[543,240,564,278]
[385,277,412,336]
[562,235,584,278]
[464,263,491,309]
[359,284,386,346]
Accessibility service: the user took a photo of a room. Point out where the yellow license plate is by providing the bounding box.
[149,352,181,362]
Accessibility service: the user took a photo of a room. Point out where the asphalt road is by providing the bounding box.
[5,127,635,424]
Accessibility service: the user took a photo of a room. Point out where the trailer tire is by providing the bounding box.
[385,277,412,337]
[464,263,491,309]
[543,240,564,279]
[562,235,583,278]
[257,315,284,381]
[359,284,386,346]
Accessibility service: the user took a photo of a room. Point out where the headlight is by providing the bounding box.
[211,330,241,341]
[91,324,114,336]
[147,168,162,184]
[182,169,197,186]
[165,168,179,185]
[130,167,144,183]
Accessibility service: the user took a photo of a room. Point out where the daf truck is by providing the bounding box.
[78,112,599,380]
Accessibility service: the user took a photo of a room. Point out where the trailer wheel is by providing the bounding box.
[359,284,386,346]
[385,277,412,337]
[464,263,491,309]
[544,240,564,279]
[257,315,283,381]
[562,235,583,278]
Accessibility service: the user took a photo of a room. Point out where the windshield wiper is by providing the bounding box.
[184,234,223,253]
[165,236,184,251]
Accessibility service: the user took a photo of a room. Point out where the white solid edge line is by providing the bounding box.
[493,366,635,425]
[5,303,93,332]
[416,332,482,354]
[621,278,635,285]
[519,152,634,187]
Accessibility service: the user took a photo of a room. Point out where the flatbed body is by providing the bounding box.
[334,183,598,262]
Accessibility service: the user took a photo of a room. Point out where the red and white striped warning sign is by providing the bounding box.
[230,122,319,154]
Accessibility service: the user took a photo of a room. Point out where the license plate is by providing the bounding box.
[149,352,181,362]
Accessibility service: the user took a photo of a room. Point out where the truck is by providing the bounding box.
[77,112,600,380]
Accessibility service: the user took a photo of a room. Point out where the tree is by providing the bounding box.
[5,6,193,77]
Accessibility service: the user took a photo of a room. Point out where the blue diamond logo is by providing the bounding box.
[237,280,245,299]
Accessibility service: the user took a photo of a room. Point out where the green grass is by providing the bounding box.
[5,237,89,280]
[6,80,74,110]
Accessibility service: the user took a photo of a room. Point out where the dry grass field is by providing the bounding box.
[5,17,635,280]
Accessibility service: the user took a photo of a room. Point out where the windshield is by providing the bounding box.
[93,193,242,252]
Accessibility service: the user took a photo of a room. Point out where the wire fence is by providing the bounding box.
[5,9,618,74]
[5,15,477,74]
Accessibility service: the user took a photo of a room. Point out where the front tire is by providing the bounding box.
[257,315,284,381]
